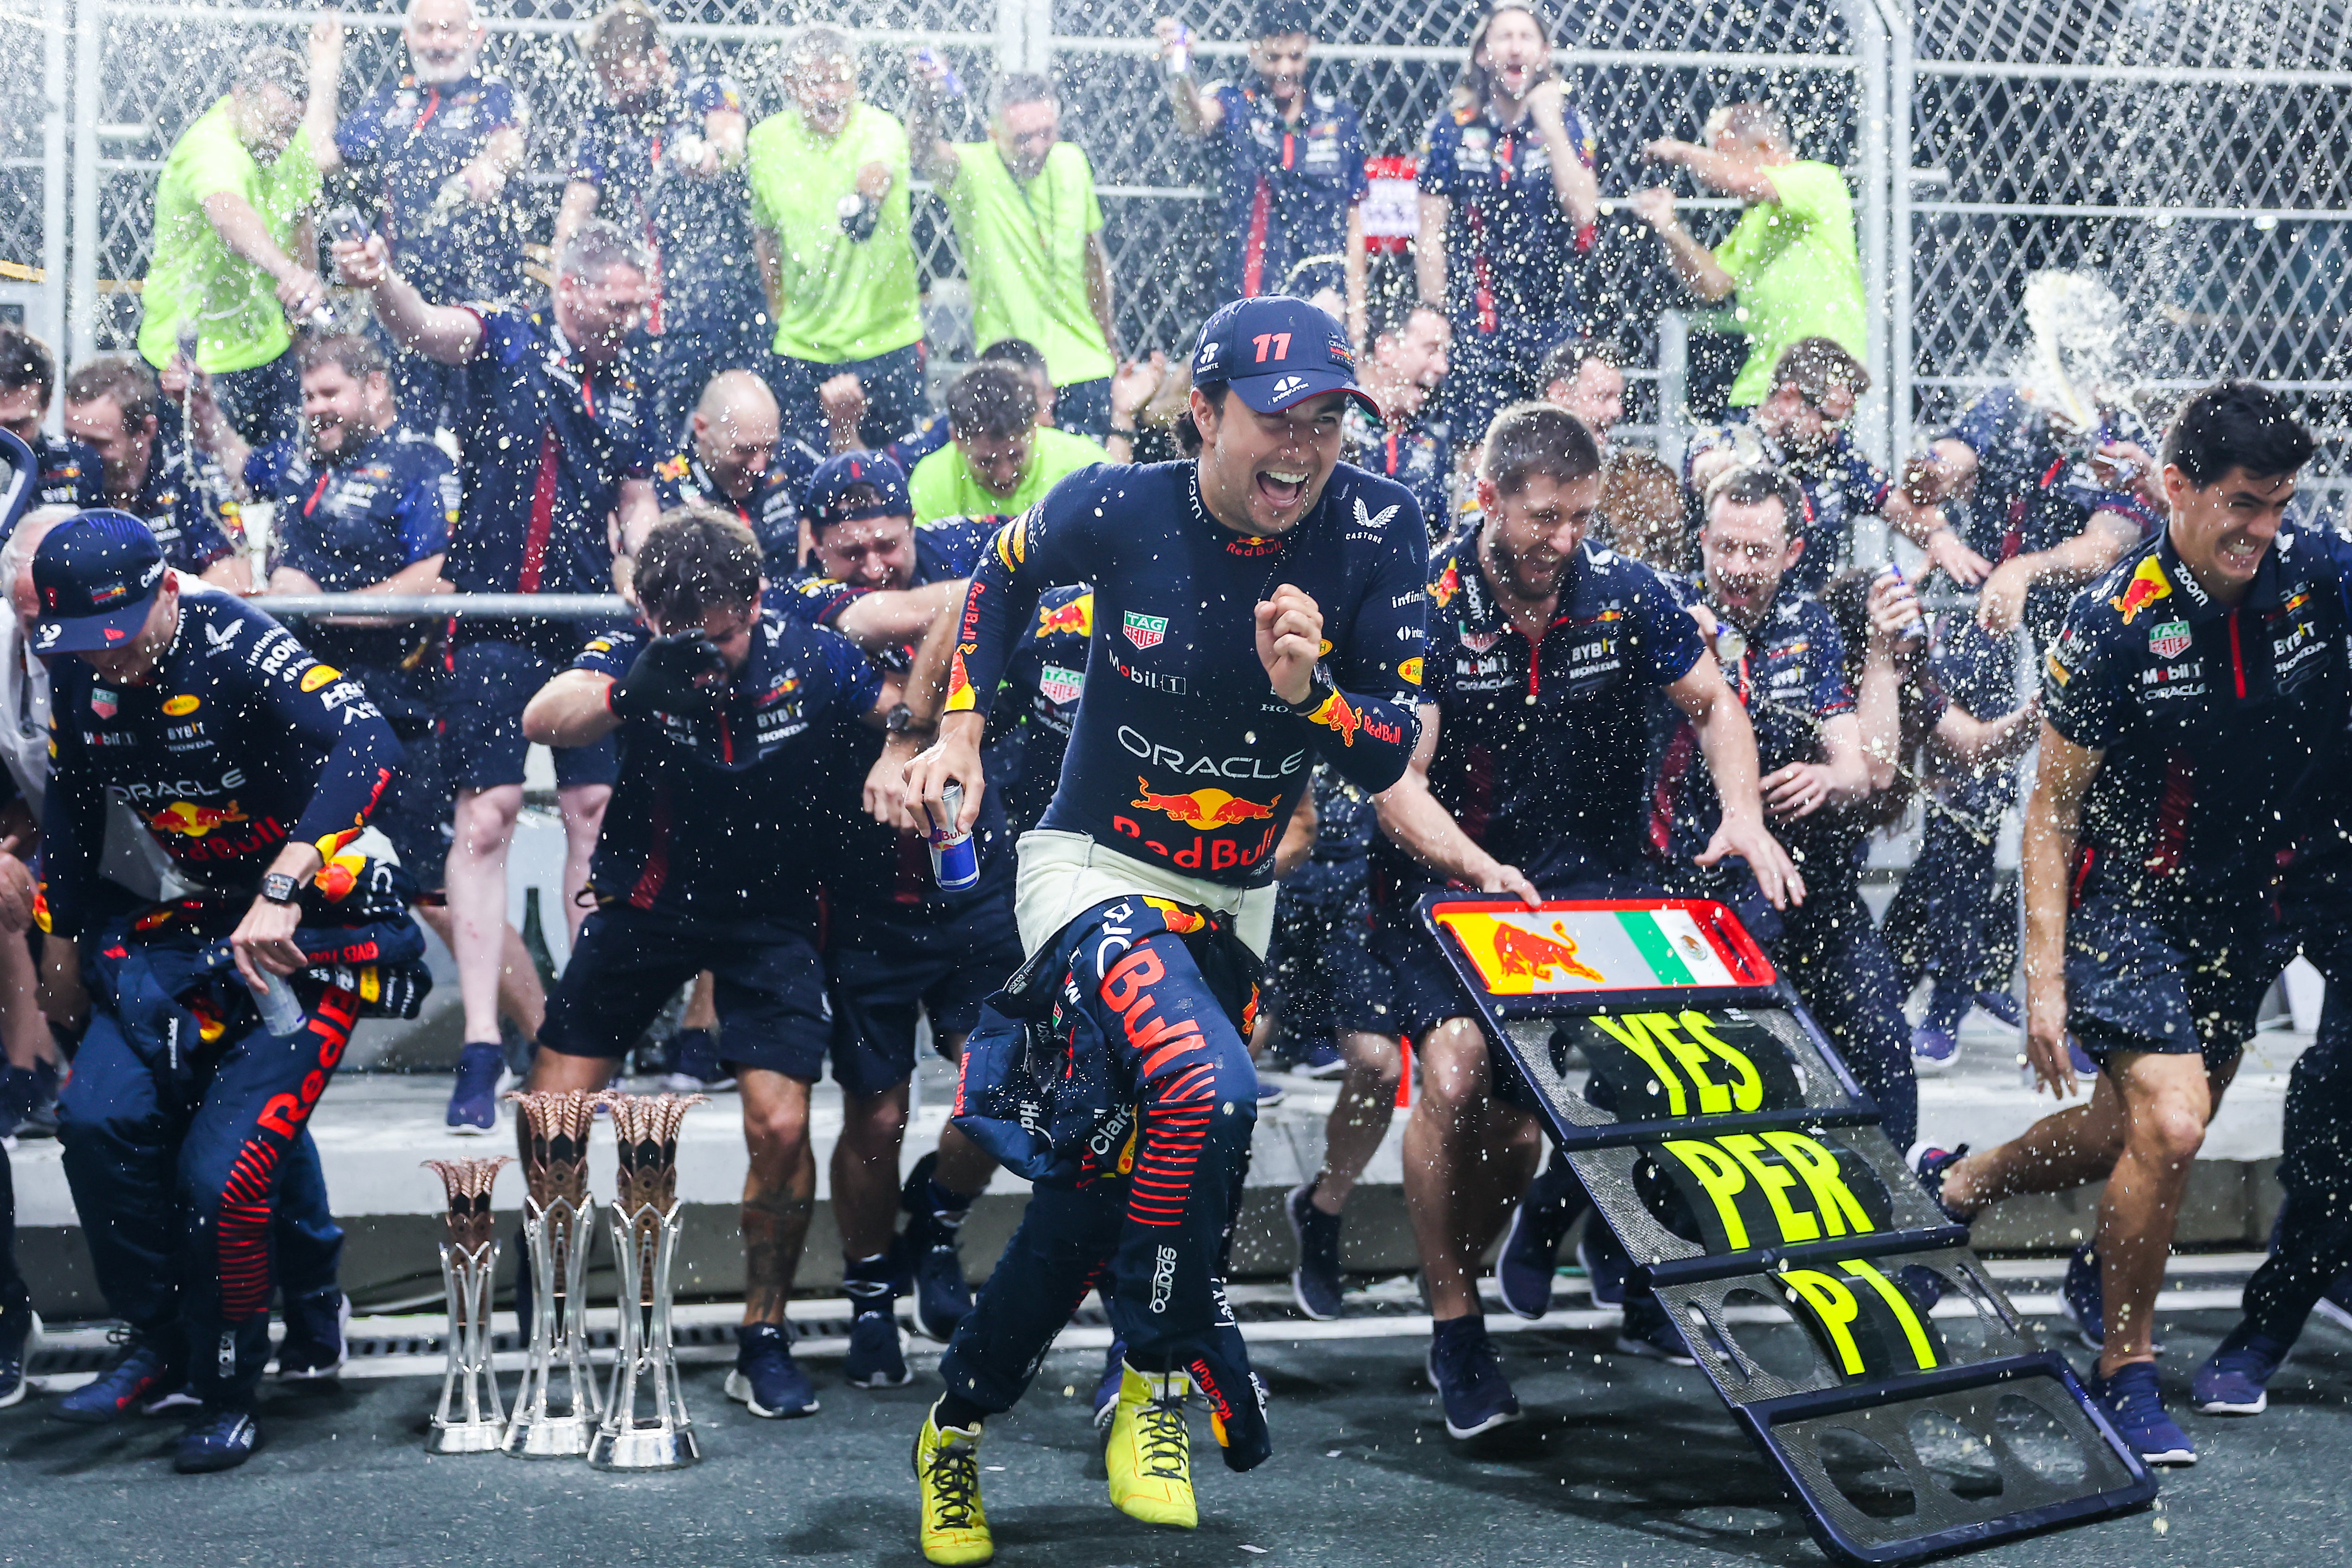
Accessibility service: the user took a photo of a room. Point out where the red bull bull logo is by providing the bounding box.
[1308,690,1362,746]
[1035,594,1094,638]
[1492,921,1606,985]
[147,799,249,838]
[1430,561,1461,608]
[2111,558,2171,625]
[945,645,977,711]
[1131,777,1277,832]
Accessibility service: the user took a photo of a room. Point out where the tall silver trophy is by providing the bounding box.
[589,1092,706,1471]
[505,1090,604,1458]
[423,1156,510,1453]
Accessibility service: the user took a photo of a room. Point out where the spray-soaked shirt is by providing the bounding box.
[569,74,760,331]
[1683,417,1890,592]
[1205,85,1368,302]
[1418,102,1595,338]
[1343,404,1452,544]
[947,461,1425,888]
[651,438,818,569]
[989,583,1092,837]
[336,73,530,305]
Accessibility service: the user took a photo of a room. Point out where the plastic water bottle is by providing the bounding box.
[256,970,306,1036]
[927,782,980,892]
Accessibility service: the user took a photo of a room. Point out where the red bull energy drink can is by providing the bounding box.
[914,46,964,98]
[927,782,980,892]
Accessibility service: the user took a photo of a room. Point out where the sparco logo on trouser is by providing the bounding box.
[1150,1244,1179,1313]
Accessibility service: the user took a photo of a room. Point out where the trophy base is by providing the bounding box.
[427,1420,508,1455]
[502,1413,597,1458]
[587,1425,700,1472]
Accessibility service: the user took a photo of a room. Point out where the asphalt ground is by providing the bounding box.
[2,1299,2348,1568]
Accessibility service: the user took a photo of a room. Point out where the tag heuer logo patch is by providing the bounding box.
[2147,619,2192,658]
[1038,665,1083,706]
[1123,612,1169,650]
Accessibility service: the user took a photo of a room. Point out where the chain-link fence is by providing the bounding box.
[17,0,2352,493]
[1897,0,2352,498]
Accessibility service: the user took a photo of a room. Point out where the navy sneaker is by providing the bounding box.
[1295,1041,1346,1081]
[0,1305,39,1408]
[2193,1326,2288,1415]
[725,1322,818,1417]
[900,1202,973,1345]
[51,1338,192,1424]
[1914,1146,1972,1225]
[1287,1182,1344,1321]
[173,1403,261,1473]
[2061,1243,2162,1354]
[1254,1069,1286,1109]
[444,1042,506,1135]
[1576,1226,1630,1308]
[1425,1319,1521,1439]
[1613,1299,1698,1366]
[2314,1271,2352,1333]
[1496,1157,1582,1319]
[274,1288,349,1380]
[663,1028,735,1093]
[1973,989,2024,1030]
[2088,1361,2194,1465]
[845,1309,910,1389]
[1910,1026,1959,1076]
[1093,1337,1125,1433]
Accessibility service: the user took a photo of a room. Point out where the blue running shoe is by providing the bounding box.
[1425,1318,1521,1438]
[2314,1271,2352,1333]
[1910,1026,1959,1076]
[1287,1182,1344,1321]
[1576,1225,1630,1308]
[845,1309,910,1389]
[1093,1338,1125,1433]
[1914,1146,1972,1225]
[1613,1298,1697,1366]
[275,1288,349,1381]
[1295,1041,1347,1081]
[1973,989,2024,1030]
[1496,1158,1582,1319]
[2062,1244,2161,1354]
[2193,1326,2288,1415]
[0,1305,39,1408]
[725,1322,818,1417]
[1254,1069,1285,1109]
[444,1042,506,1135]
[2088,1361,2194,1464]
[173,1404,261,1473]
[51,1338,189,1424]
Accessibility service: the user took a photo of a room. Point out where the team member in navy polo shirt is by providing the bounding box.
[1157,3,1370,344]
[556,1,762,441]
[334,217,659,1133]
[1341,302,1454,540]
[774,452,1020,1361]
[305,4,531,431]
[1686,339,1974,593]
[1917,383,2350,1465]
[1374,402,1796,1438]
[520,507,900,1420]
[652,371,819,567]
[38,512,412,1472]
[61,357,243,584]
[1415,5,1600,446]
[896,296,1421,1558]
[0,327,103,516]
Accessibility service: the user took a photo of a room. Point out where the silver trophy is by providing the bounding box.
[505,1091,605,1459]
[589,1092,706,1472]
[423,1156,510,1453]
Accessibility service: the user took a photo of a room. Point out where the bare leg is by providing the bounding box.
[832,1083,913,1260]
[415,904,545,1043]
[1313,1031,1403,1215]
[2094,1051,2223,1375]
[447,785,523,1046]
[1406,1018,1526,1319]
[1940,1075,2130,1217]
[681,971,718,1033]
[553,783,610,944]
[738,1069,816,1326]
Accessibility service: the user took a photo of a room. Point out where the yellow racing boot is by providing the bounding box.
[1104,1363,1198,1528]
[913,1402,994,1565]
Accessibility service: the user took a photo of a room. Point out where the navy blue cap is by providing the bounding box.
[30,510,168,654]
[801,450,912,530]
[1188,296,1377,417]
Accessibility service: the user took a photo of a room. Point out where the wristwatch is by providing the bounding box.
[883,702,917,736]
[260,871,300,907]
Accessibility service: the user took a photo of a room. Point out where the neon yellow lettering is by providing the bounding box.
[1591,1013,1688,1116]
[1679,1011,1764,1111]
[1719,1133,1819,1243]
[1782,1269,1865,1376]
[1845,1259,1938,1371]
[1760,1130,1876,1238]
[1646,1013,1732,1115]
[1662,1139,1750,1250]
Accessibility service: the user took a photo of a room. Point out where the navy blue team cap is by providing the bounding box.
[29,510,168,654]
[1188,296,1378,417]
[802,450,911,529]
